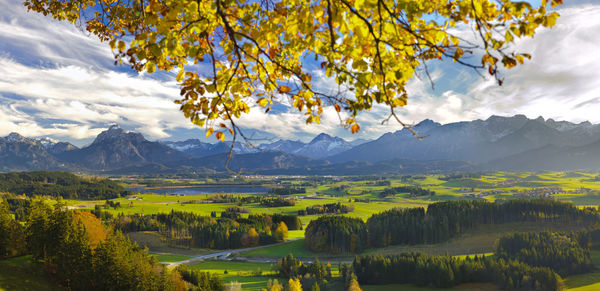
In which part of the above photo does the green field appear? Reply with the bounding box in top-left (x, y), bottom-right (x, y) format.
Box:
top-left (152, 254), bottom-right (192, 263)
top-left (0, 256), bottom-right (59, 291)
top-left (189, 261), bottom-right (276, 291)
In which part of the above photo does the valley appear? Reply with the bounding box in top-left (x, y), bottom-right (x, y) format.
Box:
top-left (4, 171), bottom-right (600, 290)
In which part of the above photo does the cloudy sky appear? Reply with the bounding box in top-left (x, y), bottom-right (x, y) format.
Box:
top-left (0, 0), bottom-right (599, 146)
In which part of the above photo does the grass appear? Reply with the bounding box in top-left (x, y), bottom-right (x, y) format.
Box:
top-left (564, 251), bottom-right (600, 290)
top-left (239, 221), bottom-right (581, 260)
top-left (128, 231), bottom-right (214, 256)
top-left (368, 222), bottom-right (586, 257)
top-left (0, 256), bottom-right (59, 291)
top-left (240, 239), bottom-right (317, 259)
top-left (189, 260), bottom-right (275, 291)
top-left (152, 254), bottom-right (192, 263)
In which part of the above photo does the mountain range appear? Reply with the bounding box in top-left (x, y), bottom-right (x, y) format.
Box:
top-left (2, 115), bottom-right (600, 174)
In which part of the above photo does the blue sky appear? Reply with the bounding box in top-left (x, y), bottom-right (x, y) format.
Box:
top-left (0, 0), bottom-right (599, 146)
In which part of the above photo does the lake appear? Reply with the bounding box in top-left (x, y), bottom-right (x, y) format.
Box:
top-left (128, 186), bottom-right (269, 195)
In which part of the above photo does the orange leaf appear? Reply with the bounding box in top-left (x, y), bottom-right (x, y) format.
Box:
top-left (215, 131), bottom-right (225, 142)
top-left (278, 85), bottom-right (291, 93)
top-left (351, 123), bottom-right (360, 134)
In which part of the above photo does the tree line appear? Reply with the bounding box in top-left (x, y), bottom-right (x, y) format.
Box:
top-left (109, 210), bottom-right (300, 249)
top-left (304, 216), bottom-right (367, 253)
top-left (347, 226), bottom-right (600, 290)
top-left (350, 253), bottom-right (561, 290)
top-left (276, 254), bottom-right (332, 291)
top-left (0, 171), bottom-right (130, 199)
top-left (496, 232), bottom-right (593, 276)
top-left (379, 186), bottom-right (435, 198)
top-left (298, 202), bottom-right (354, 216)
top-left (305, 199), bottom-right (600, 253)
top-left (268, 186), bottom-right (307, 195)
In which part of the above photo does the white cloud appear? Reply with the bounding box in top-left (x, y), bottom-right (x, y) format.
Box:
top-left (0, 0), bottom-right (599, 145)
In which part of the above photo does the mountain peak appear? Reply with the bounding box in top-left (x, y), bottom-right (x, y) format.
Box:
top-left (415, 119), bottom-right (440, 127)
top-left (310, 133), bottom-right (336, 143)
top-left (92, 124), bottom-right (140, 145)
top-left (5, 132), bottom-right (28, 143)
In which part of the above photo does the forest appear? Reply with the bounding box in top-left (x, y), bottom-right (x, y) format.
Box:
top-left (108, 210), bottom-right (300, 249)
top-left (305, 199), bottom-right (600, 253)
top-left (0, 199), bottom-right (222, 290)
top-left (0, 171), bottom-right (130, 199)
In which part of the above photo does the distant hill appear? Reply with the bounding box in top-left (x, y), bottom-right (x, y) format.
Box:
top-left (0, 171), bottom-right (130, 199)
top-left (328, 115), bottom-right (600, 169)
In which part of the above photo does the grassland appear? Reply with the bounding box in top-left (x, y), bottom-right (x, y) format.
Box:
top-left (0, 256), bottom-right (59, 291)
top-left (189, 261), bottom-right (276, 291)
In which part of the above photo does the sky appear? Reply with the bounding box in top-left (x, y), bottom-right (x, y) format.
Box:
top-left (0, 0), bottom-right (599, 146)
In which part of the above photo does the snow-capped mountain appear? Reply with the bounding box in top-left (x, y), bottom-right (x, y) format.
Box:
top-left (291, 133), bottom-right (356, 159)
top-left (328, 115), bottom-right (600, 166)
top-left (161, 139), bottom-right (259, 157)
top-left (36, 137), bottom-right (79, 154)
top-left (0, 133), bottom-right (64, 171)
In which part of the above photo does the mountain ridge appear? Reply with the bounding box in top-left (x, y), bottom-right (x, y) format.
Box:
top-left (2, 115), bottom-right (600, 174)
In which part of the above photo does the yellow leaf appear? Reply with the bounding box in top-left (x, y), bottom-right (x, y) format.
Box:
top-left (146, 61), bottom-right (156, 73)
top-left (257, 98), bottom-right (268, 107)
top-left (118, 40), bottom-right (126, 52)
top-left (206, 128), bottom-right (213, 138)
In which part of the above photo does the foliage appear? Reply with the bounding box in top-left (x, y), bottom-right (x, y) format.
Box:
top-left (277, 254), bottom-right (332, 283)
top-left (496, 232), bottom-right (594, 276)
top-left (0, 171), bottom-right (130, 199)
top-left (260, 196), bottom-right (296, 207)
top-left (379, 186), bottom-right (435, 198)
top-left (352, 253), bottom-right (561, 290)
top-left (287, 278), bottom-right (302, 291)
top-left (305, 215), bottom-right (367, 253)
top-left (268, 187), bottom-right (306, 196)
top-left (176, 265), bottom-right (224, 291)
top-left (0, 199), bottom-right (27, 258)
top-left (298, 202), bottom-right (354, 216)
top-left (24, 0), bottom-right (563, 137)
top-left (367, 199), bottom-right (600, 248)
top-left (113, 210), bottom-right (294, 249)
top-left (274, 221), bottom-right (289, 242)
top-left (25, 202), bottom-right (177, 290)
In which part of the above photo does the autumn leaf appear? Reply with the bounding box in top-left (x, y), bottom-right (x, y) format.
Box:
top-left (215, 131), bottom-right (225, 142)
top-left (278, 85), bottom-right (291, 94)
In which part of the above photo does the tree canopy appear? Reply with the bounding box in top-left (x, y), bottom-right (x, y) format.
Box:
top-left (24, 0), bottom-right (562, 139)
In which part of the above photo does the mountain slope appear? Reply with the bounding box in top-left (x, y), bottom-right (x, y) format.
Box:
top-left (328, 115), bottom-right (600, 165)
top-left (0, 133), bottom-right (66, 171)
top-left (162, 139), bottom-right (259, 157)
top-left (59, 125), bottom-right (189, 170)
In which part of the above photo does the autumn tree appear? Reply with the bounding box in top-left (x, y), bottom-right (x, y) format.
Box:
top-left (24, 0), bottom-right (563, 141)
top-left (274, 221), bottom-right (288, 242)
